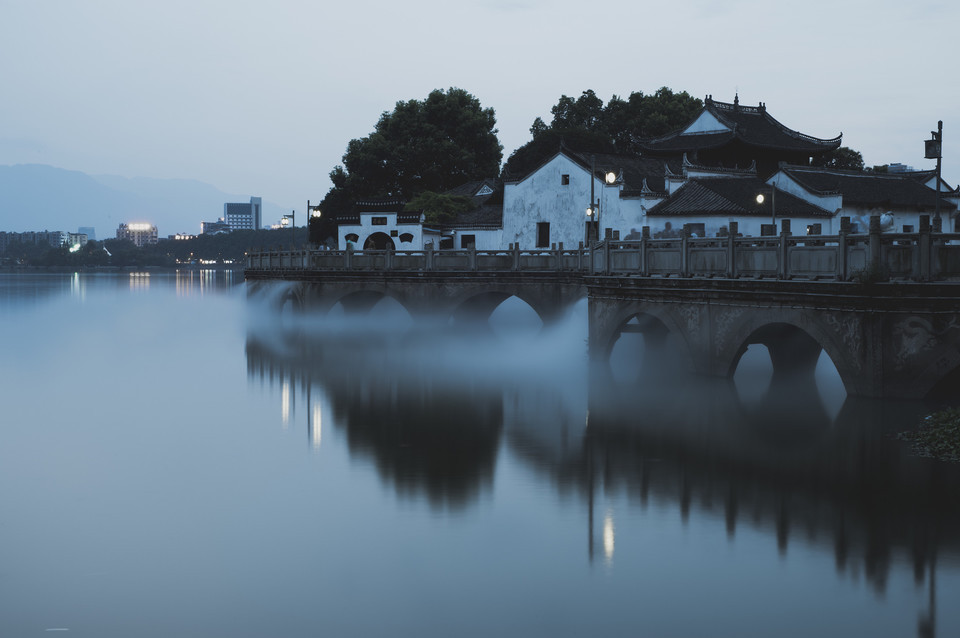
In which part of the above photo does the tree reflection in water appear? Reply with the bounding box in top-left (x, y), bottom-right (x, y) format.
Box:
top-left (246, 297), bottom-right (960, 633)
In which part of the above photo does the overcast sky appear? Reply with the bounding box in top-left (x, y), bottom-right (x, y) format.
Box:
top-left (2, 0), bottom-right (957, 220)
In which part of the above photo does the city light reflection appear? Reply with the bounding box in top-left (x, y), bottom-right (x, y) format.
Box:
top-left (311, 402), bottom-right (322, 450)
top-left (281, 381), bottom-right (291, 428)
top-left (128, 272), bottom-right (151, 291)
top-left (603, 510), bottom-right (615, 564)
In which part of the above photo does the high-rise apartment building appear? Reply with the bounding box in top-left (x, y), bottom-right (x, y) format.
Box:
top-left (223, 196), bottom-right (262, 231)
top-left (117, 223), bottom-right (158, 247)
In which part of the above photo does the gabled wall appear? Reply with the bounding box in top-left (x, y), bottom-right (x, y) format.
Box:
top-left (503, 154), bottom-right (628, 248)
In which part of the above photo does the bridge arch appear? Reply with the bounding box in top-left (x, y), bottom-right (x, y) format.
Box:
top-left (447, 288), bottom-right (564, 327)
top-left (719, 314), bottom-right (856, 395)
top-left (599, 302), bottom-right (696, 380)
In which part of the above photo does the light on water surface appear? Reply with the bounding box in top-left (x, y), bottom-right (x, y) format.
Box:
top-left (1, 273), bottom-right (958, 638)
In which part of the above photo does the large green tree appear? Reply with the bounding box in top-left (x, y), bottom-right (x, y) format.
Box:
top-left (319, 88), bottom-right (502, 220)
top-left (502, 88), bottom-right (702, 179)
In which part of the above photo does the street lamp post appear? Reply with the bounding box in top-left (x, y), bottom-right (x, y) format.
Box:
top-left (925, 120), bottom-right (943, 227)
top-left (586, 155), bottom-right (618, 243)
top-left (307, 200), bottom-right (322, 247)
top-left (756, 184), bottom-right (776, 228)
top-left (282, 211), bottom-right (294, 248)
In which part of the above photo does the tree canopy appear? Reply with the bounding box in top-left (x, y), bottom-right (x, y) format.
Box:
top-left (319, 88), bottom-right (502, 220)
top-left (811, 146), bottom-right (865, 171)
top-left (403, 191), bottom-right (474, 225)
top-left (502, 88), bottom-right (703, 179)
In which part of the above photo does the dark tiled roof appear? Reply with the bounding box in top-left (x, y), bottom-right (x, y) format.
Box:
top-left (439, 179), bottom-right (504, 229)
top-left (782, 167), bottom-right (958, 211)
top-left (565, 150), bottom-right (678, 194)
top-left (354, 198), bottom-right (406, 212)
top-left (647, 177), bottom-right (833, 218)
top-left (641, 97), bottom-right (842, 154)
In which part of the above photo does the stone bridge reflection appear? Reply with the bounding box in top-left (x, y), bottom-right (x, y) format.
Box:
top-left (244, 310), bottom-right (960, 604)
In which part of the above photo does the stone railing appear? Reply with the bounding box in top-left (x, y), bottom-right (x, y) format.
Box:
top-left (245, 243), bottom-right (590, 275)
top-left (246, 216), bottom-right (960, 282)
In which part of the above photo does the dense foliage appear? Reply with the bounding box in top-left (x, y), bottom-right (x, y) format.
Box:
top-left (403, 191), bottom-right (474, 225)
top-left (811, 146), bottom-right (865, 171)
top-left (502, 88), bottom-right (703, 179)
top-left (0, 228), bottom-right (307, 269)
top-left (318, 88), bottom-right (502, 220)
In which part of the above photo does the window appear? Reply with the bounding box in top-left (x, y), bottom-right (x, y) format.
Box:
top-left (561, 174), bottom-right (570, 185)
top-left (344, 233), bottom-right (359, 243)
top-left (536, 222), bottom-right (550, 248)
top-left (372, 216), bottom-right (388, 225)
top-left (399, 233), bottom-right (414, 243)
top-left (460, 234), bottom-right (476, 249)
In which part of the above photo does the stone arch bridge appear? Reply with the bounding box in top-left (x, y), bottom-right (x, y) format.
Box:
top-left (588, 277), bottom-right (960, 399)
top-left (246, 271), bottom-right (587, 325)
top-left (246, 228), bottom-right (960, 399)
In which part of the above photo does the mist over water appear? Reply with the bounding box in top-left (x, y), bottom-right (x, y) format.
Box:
top-left (2, 273), bottom-right (959, 638)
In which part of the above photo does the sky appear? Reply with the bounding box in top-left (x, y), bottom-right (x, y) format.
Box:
top-left (2, 0), bottom-right (958, 224)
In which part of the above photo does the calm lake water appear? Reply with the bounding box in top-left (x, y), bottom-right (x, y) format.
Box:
top-left (1, 271), bottom-right (959, 638)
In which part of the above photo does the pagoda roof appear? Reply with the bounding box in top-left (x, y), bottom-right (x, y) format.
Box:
top-left (779, 166), bottom-right (958, 211)
top-left (647, 177), bottom-right (833, 218)
top-left (639, 95), bottom-right (842, 155)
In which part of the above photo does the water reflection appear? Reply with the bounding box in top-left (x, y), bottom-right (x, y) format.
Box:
top-left (246, 333), bottom-right (503, 509)
top-left (246, 294), bottom-right (960, 594)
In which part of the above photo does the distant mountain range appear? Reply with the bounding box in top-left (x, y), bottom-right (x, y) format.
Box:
top-left (0, 164), bottom-right (287, 239)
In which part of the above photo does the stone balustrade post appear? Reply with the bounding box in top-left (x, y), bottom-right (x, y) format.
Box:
top-left (779, 219), bottom-right (791, 279)
top-left (869, 215), bottom-right (882, 272)
top-left (919, 215), bottom-right (931, 281)
top-left (641, 226), bottom-right (650, 276)
top-left (557, 242), bottom-right (564, 271)
top-left (425, 243), bottom-right (434, 271)
top-left (727, 221), bottom-right (738, 278)
top-left (512, 243), bottom-right (520, 272)
top-left (345, 241), bottom-right (353, 270)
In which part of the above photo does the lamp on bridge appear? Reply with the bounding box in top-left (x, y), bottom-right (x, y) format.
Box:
top-left (281, 211), bottom-right (295, 248)
top-left (925, 120), bottom-right (943, 226)
top-left (307, 200), bottom-right (322, 220)
top-left (756, 184), bottom-right (777, 230)
top-left (586, 159), bottom-right (619, 243)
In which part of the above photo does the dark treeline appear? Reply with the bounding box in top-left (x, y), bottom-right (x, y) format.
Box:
top-left (0, 228), bottom-right (308, 269)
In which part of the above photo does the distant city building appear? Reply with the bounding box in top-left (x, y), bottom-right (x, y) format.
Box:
top-left (223, 196), bottom-right (262, 231)
top-left (201, 219), bottom-right (231, 235)
top-left (886, 163), bottom-right (915, 173)
top-left (170, 233), bottom-right (196, 241)
top-left (78, 226), bottom-right (96, 241)
top-left (0, 231), bottom-right (68, 253)
top-left (117, 222), bottom-right (158, 247)
top-left (67, 233), bottom-right (88, 251)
